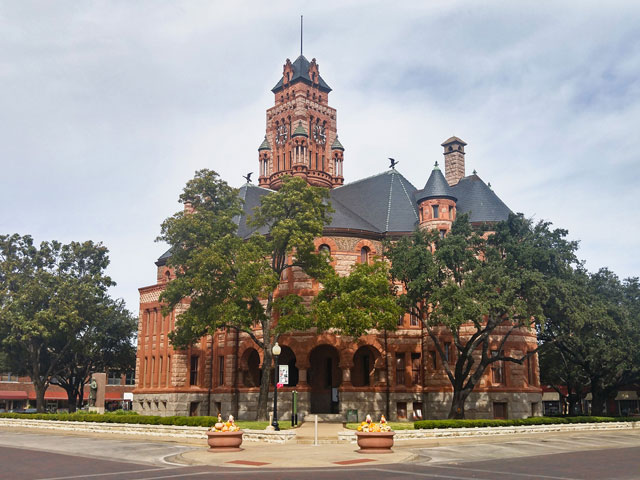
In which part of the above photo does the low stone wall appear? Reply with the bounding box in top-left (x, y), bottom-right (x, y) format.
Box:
top-left (338, 421), bottom-right (638, 443)
top-left (0, 418), bottom-right (296, 444)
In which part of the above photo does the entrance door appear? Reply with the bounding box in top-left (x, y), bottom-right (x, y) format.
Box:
top-left (309, 345), bottom-right (341, 413)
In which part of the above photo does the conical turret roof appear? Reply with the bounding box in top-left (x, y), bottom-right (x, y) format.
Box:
top-left (331, 135), bottom-right (344, 150)
top-left (258, 136), bottom-right (271, 151)
top-left (292, 121), bottom-right (308, 138)
top-left (415, 162), bottom-right (457, 203)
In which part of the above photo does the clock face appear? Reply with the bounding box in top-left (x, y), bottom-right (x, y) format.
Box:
top-left (276, 124), bottom-right (288, 145)
top-left (313, 124), bottom-right (326, 145)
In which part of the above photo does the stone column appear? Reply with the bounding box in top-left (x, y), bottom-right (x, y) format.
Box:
top-left (298, 369), bottom-right (307, 386)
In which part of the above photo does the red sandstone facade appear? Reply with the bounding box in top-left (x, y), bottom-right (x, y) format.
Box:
top-left (133, 53), bottom-right (542, 421)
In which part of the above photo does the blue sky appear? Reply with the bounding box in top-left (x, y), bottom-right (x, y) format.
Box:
top-left (1, 1), bottom-right (639, 313)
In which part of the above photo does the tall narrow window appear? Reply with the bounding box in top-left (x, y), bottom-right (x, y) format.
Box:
top-left (430, 351), bottom-right (437, 369)
top-left (411, 353), bottom-right (421, 385)
top-left (151, 357), bottom-right (155, 387)
top-left (444, 342), bottom-right (451, 364)
top-left (190, 355), bottom-right (199, 386)
top-left (410, 312), bottom-right (419, 326)
top-left (218, 356), bottom-right (225, 386)
top-left (491, 350), bottom-right (505, 384)
top-left (397, 315), bottom-right (404, 327)
top-left (395, 353), bottom-right (405, 385)
top-left (166, 356), bottom-right (171, 387)
top-left (526, 353), bottom-right (536, 385)
top-left (432, 205), bottom-right (439, 218)
top-left (360, 247), bottom-right (370, 264)
top-left (439, 229), bottom-right (446, 239)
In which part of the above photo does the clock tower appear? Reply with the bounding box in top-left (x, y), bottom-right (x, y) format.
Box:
top-left (258, 55), bottom-right (344, 190)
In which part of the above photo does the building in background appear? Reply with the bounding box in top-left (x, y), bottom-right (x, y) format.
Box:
top-left (0, 372), bottom-right (135, 412)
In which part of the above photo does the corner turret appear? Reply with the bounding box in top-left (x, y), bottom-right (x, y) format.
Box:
top-left (416, 162), bottom-right (457, 236)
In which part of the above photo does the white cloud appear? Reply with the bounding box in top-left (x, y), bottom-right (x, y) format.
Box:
top-left (1, 1), bottom-right (639, 312)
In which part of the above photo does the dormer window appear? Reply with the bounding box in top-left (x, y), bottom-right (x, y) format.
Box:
top-left (432, 205), bottom-right (439, 218)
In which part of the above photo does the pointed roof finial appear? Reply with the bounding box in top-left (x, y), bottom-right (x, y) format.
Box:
top-left (473, 169), bottom-right (477, 175)
top-left (433, 161), bottom-right (440, 170)
top-left (300, 15), bottom-right (303, 57)
top-left (388, 158), bottom-right (398, 169)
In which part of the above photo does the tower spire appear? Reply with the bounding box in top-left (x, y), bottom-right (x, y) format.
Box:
top-left (300, 15), bottom-right (303, 56)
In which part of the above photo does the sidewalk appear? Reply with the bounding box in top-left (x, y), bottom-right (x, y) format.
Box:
top-left (175, 421), bottom-right (418, 468)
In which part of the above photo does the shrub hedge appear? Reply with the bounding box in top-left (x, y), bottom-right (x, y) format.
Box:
top-left (0, 412), bottom-right (221, 427)
top-left (413, 416), bottom-right (640, 429)
top-left (0, 412), bottom-right (282, 430)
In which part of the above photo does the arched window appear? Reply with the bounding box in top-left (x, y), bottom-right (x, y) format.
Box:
top-left (319, 244), bottom-right (331, 255)
top-left (360, 247), bottom-right (370, 264)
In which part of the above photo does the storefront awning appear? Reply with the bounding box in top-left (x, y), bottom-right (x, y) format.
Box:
top-left (542, 392), bottom-right (560, 401)
top-left (615, 391), bottom-right (639, 401)
top-left (0, 391), bottom-right (28, 400)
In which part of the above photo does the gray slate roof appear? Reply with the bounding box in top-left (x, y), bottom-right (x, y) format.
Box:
top-left (415, 163), bottom-right (456, 203)
top-left (451, 174), bottom-right (512, 223)
top-left (157, 170), bottom-right (511, 264)
top-left (235, 183), bottom-right (273, 239)
top-left (272, 55), bottom-right (332, 94)
top-left (330, 170), bottom-right (419, 233)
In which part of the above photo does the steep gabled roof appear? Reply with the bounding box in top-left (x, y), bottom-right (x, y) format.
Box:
top-left (331, 170), bottom-right (419, 233)
top-left (272, 55), bottom-right (332, 93)
top-left (452, 173), bottom-right (511, 223)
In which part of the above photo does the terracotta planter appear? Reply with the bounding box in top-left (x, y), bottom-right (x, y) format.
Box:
top-left (206, 430), bottom-right (244, 452)
top-left (355, 431), bottom-right (395, 453)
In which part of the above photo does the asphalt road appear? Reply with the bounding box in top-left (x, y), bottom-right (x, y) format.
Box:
top-left (1, 443), bottom-right (640, 480)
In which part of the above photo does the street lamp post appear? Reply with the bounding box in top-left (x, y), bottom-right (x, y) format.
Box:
top-left (272, 342), bottom-right (281, 431)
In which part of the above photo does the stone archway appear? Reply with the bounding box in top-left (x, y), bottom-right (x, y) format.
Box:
top-left (241, 348), bottom-right (261, 388)
top-left (308, 344), bottom-right (341, 413)
top-left (351, 345), bottom-right (381, 387)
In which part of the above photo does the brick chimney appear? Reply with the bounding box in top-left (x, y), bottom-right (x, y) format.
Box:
top-left (442, 136), bottom-right (467, 186)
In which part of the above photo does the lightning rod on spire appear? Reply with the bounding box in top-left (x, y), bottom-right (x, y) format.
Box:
top-left (300, 15), bottom-right (303, 56)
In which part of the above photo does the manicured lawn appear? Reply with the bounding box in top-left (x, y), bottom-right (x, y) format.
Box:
top-left (345, 422), bottom-right (415, 430)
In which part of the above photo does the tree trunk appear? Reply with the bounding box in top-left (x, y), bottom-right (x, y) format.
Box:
top-left (447, 389), bottom-right (469, 419)
top-left (64, 386), bottom-right (78, 413)
top-left (32, 379), bottom-right (47, 413)
top-left (256, 347), bottom-right (272, 421)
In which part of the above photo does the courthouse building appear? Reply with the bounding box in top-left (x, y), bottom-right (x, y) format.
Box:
top-left (134, 52), bottom-right (542, 420)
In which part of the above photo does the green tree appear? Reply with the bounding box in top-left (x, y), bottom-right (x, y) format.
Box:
top-left (159, 171), bottom-right (332, 420)
top-left (53, 298), bottom-right (136, 412)
top-left (306, 260), bottom-right (403, 338)
top-left (386, 214), bottom-right (578, 419)
top-left (0, 235), bottom-right (114, 412)
top-left (543, 268), bottom-right (640, 415)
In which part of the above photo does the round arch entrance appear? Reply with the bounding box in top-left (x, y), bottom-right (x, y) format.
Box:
top-left (308, 344), bottom-right (341, 414)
